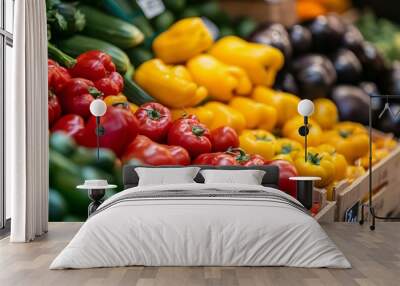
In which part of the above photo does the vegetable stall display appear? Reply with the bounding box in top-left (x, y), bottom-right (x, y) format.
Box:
top-left (47, 0), bottom-right (399, 221)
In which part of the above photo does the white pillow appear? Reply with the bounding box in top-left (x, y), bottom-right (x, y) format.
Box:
top-left (136, 167), bottom-right (200, 186)
top-left (200, 169), bottom-right (266, 185)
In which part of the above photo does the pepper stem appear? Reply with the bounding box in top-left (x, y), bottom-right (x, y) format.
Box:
top-left (226, 147), bottom-right (250, 163)
top-left (192, 125), bottom-right (205, 136)
top-left (88, 87), bottom-right (103, 98)
top-left (143, 108), bottom-right (163, 120)
top-left (48, 42), bottom-right (76, 68)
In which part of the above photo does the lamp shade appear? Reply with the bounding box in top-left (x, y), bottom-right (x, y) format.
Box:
top-left (90, 99), bottom-right (107, 117)
top-left (298, 99), bottom-right (315, 117)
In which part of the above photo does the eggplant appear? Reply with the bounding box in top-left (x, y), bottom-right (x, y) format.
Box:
top-left (331, 48), bottom-right (362, 84)
top-left (382, 61), bottom-right (400, 95)
top-left (342, 25), bottom-right (364, 54)
top-left (377, 104), bottom-right (400, 137)
top-left (291, 54), bottom-right (337, 99)
top-left (357, 41), bottom-right (388, 85)
top-left (289, 25), bottom-right (312, 56)
top-left (359, 81), bottom-right (384, 125)
top-left (330, 85), bottom-right (370, 125)
top-left (308, 14), bottom-right (346, 53)
top-left (250, 23), bottom-right (292, 60)
top-left (273, 71), bottom-right (299, 95)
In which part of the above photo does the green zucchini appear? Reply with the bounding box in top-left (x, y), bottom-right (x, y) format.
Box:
top-left (58, 34), bottom-right (131, 74)
top-left (123, 66), bottom-right (156, 105)
top-left (125, 46), bottom-right (154, 67)
top-left (79, 5), bottom-right (144, 49)
top-left (152, 10), bottom-right (175, 33)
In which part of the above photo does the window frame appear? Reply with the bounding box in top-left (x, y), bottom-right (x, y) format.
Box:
top-left (0, 0), bottom-right (13, 232)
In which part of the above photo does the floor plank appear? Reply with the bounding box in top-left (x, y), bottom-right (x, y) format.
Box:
top-left (0, 222), bottom-right (399, 286)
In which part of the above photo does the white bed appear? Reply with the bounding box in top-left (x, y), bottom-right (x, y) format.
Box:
top-left (50, 180), bottom-right (350, 269)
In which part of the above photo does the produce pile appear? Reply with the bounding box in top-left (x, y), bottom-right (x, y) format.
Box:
top-left (47, 0), bottom-right (399, 221)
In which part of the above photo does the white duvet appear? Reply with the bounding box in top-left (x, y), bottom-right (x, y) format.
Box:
top-left (50, 183), bottom-right (351, 269)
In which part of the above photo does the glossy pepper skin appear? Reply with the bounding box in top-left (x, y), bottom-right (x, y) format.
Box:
top-left (69, 50), bottom-right (124, 96)
top-left (134, 102), bottom-right (173, 143)
top-left (51, 114), bottom-right (85, 140)
top-left (122, 135), bottom-right (190, 165)
top-left (48, 93), bottom-right (62, 126)
top-left (153, 17), bottom-right (214, 64)
top-left (210, 126), bottom-right (239, 152)
top-left (77, 105), bottom-right (139, 157)
top-left (294, 151), bottom-right (335, 188)
top-left (227, 148), bottom-right (266, 166)
top-left (252, 86), bottom-right (300, 127)
top-left (203, 101), bottom-right (246, 134)
top-left (135, 59), bottom-right (208, 108)
top-left (312, 144), bottom-right (348, 182)
top-left (187, 54), bottom-right (252, 102)
top-left (282, 116), bottom-right (323, 147)
top-left (193, 152), bottom-right (239, 166)
top-left (59, 78), bottom-right (100, 118)
top-left (48, 59), bottom-right (71, 94)
top-left (312, 98), bottom-right (339, 130)
top-left (171, 107), bottom-right (214, 127)
top-left (321, 122), bottom-right (369, 163)
top-left (229, 96), bottom-right (277, 131)
top-left (104, 94), bottom-right (138, 114)
top-left (209, 36), bottom-right (284, 86)
top-left (273, 138), bottom-right (303, 163)
top-left (265, 160), bottom-right (298, 198)
top-left (239, 129), bottom-right (277, 161)
top-left (167, 115), bottom-right (212, 158)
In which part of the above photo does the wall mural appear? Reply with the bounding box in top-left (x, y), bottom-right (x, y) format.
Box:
top-left (47, 0), bottom-right (400, 222)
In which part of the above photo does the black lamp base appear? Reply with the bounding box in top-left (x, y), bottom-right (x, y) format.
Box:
top-left (296, 180), bottom-right (314, 210)
top-left (88, 189), bottom-right (106, 216)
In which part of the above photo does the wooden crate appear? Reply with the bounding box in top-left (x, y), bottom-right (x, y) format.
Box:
top-left (220, 0), bottom-right (297, 27)
top-left (335, 145), bottom-right (400, 221)
top-left (315, 201), bottom-right (336, 223)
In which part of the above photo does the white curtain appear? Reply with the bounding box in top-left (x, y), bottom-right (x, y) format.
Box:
top-left (8, 0), bottom-right (49, 242)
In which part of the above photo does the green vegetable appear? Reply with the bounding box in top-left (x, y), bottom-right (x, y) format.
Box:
top-left (71, 146), bottom-right (117, 173)
top-left (163, 0), bottom-right (186, 14)
top-left (152, 10), bottom-right (175, 32)
top-left (79, 5), bottom-right (144, 49)
top-left (58, 35), bottom-right (131, 74)
top-left (48, 42), bottom-right (76, 68)
top-left (46, 0), bottom-right (86, 38)
top-left (236, 17), bottom-right (258, 39)
top-left (49, 132), bottom-right (77, 156)
top-left (49, 188), bottom-right (68, 222)
top-left (125, 46), bottom-right (154, 67)
top-left (123, 66), bottom-right (156, 105)
top-left (180, 6), bottom-right (201, 18)
top-left (219, 26), bottom-right (235, 38)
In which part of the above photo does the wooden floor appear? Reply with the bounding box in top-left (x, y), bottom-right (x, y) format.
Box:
top-left (0, 222), bottom-right (399, 286)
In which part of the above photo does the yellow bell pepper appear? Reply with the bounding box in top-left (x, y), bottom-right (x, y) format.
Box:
top-left (312, 98), bottom-right (338, 130)
top-left (273, 138), bottom-right (303, 163)
top-left (321, 122), bottom-right (369, 163)
top-left (229, 96), bottom-right (277, 131)
top-left (134, 59), bottom-right (208, 108)
top-left (171, 107), bottom-right (214, 127)
top-left (294, 151), bottom-right (335, 188)
top-left (104, 94), bottom-right (138, 114)
top-left (209, 36), bottom-right (284, 86)
top-left (374, 137), bottom-right (398, 151)
top-left (202, 101), bottom-right (246, 133)
top-left (251, 86), bottom-right (300, 127)
top-left (310, 144), bottom-right (348, 182)
top-left (239, 129), bottom-right (277, 160)
top-left (187, 55), bottom-right (252, 102)
top-left (346, 165), bottom-right (366, 183)
top-left (355, 148), bottom-right (389, 169)
top-left (152, 17), bottom-right (214, 64)
top-left (282, 116), bottom-right (323, 147)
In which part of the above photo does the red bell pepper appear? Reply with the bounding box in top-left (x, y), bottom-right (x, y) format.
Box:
top-left (48, 59), bottom-right (71, 94)
top-left (69, 50), bottom-right (124, 96)
top-left (164, 145), bottom-right (191, 165)
top-left (51, 114), bottom-right (85, 140)
top-left (77, 105), bottom-right (139, 157)
top-left (265, 160), bottom-right (298, 198)
top-left (59, 78), bottom-right (100, 118)
top-left (193, 152), bottom-right (238, 166)
top-left (211, 126), bottom-right (239, 152)
top-left (135, 102), bottom-right (173, 143)
top-left (48, 93), bottom-right (62, 126)
top-left (122, 135), bottom-right (189, 165)
top-left (226, 148), bottom-right (266, 166)
top-left (167, 115), bottom-right (212, 158)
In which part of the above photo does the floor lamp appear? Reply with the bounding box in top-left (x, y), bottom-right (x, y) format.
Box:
top-left (359, 94), bottom-right (400, 230)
